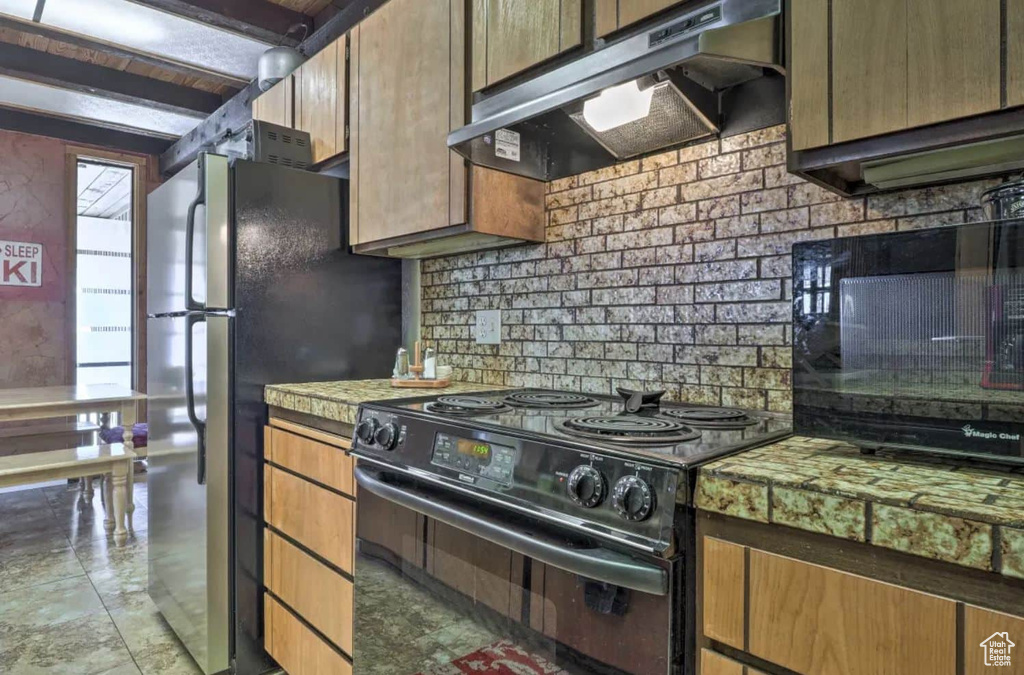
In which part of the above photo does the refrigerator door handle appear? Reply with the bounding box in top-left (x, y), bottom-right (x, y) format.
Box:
top-left (186, 313), bottom-right (207, 485)
top-left (185, 155), bottom-right (206, 312)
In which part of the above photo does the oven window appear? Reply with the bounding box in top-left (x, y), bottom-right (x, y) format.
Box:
top-left (353, 490), bottom-right (673, 675)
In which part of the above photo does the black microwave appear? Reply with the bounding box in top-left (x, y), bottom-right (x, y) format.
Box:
top-left (792, 219), bottom-right (1024, 464)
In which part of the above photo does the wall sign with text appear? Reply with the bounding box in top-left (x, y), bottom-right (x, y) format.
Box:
top-left (0, 240), bottom-right (43, 287)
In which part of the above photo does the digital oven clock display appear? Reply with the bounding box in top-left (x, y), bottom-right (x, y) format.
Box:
top-left (431, 433), bottom-right (516, 485)
top-left (457, 439), bottom-right (493, 465)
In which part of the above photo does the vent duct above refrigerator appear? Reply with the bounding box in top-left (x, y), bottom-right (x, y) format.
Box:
top-left (447, 0), bottom-right (784, 182)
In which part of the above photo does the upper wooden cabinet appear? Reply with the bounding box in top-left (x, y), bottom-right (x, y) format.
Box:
top-left (251, 75), bottom-right (294, 128)
top-left (471, 0), bottom-right (582, 91)
top-left (294, 38), bottom-right (347, 164)
top-left (349, 0), bottom-right (544, 257)
top-left (595, 0), bottom-right (685, 37)
top-left (789, 0), bottom-right (1002, 150)
top-left (251, 38), bottom-right (348, 166)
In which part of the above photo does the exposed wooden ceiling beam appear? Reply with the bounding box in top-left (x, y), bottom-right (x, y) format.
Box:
top-left (0, 15), bottom-right (248, 92)
top-left (132, 0), bottom-right (312, 47)
top-left (159, 0), bottom-right (385, 175)
top-left (0, 42), bottom-right (221, 116)
top-left (0, 107), bottom-right (173, 155)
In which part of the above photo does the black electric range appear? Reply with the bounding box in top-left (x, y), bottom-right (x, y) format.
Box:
top-left (349, 388), bottom-right (790, 675)
top-left (352, 387), bottom-right (790, 556)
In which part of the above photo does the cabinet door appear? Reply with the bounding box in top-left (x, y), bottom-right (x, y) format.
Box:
top-left (699, 649), bottom-right (743, 675)
top-left (596, 0), bottom-right (683, 37)
top-left (831, 0), bottom-right (907, 143)
top-left (906, 0), bottom-right (1000, 127)
top-left (266, 425), bottom-right (354, 497)
top-left (964, 605), bottom-right (1024, 675)
top-left (252, 75), bottom-right (293, 128)
top-left (350, 0), bottom-right (466, 245)
top-left (265, 530), bottom-right (353, 655)
top-left (265, 596), bottom-right (352, 675)
top-left (747, 549), bottom-right (957, 675)
top-left (701, 537), bottom-right (745, 649)
top-left (788, 0), bottom-right (829, 150)
top-left (1011, 0), bottom-right (1024, 107)
top-left (264, 465), bottom-right (354, 573)
top-left (295, 41), bottom-right (339, 163)
top-left (471, 0), bottom-right (581, 91)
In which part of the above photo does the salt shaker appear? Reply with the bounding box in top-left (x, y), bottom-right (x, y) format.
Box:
top-left (423, 346), bottom-right (437, 379)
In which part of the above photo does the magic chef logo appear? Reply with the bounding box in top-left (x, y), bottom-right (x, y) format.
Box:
top-left (980, 632), bottom-right (1015, 667)
top-left (962, 425), bottom-right (1021, 442)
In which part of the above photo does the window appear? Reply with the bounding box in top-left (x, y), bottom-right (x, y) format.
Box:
top-left (75, 160), bottom-right (134, 388)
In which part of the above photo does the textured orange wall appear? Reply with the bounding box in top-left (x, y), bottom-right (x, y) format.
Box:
top-left (0, 130), bottom-right (69, 388)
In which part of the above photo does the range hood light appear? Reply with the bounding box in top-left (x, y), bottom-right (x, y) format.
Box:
top-left (582, 80), bottom-right (657, 132)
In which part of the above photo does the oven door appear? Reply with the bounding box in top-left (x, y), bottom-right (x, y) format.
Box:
top-left (353, 465), bottom-right (679, 675)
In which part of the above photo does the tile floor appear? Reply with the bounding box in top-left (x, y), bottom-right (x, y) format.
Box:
top-left (0, 476), bottom-right (204, 675)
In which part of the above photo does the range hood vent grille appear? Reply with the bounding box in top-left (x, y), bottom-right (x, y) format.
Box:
top-left (567, 75), bottom-right (718, 159)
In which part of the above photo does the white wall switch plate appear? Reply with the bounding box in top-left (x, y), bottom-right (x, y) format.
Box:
top-left (475, 309), bottom-right (501, 345)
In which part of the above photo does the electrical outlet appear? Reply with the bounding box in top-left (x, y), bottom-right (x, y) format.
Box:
top-left (475, 310), bottom-right (501, 345)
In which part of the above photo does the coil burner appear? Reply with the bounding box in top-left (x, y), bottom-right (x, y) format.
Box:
top-left (660, 407), bottom-right (759, 429)
top-left (424, 396), bottom-right (511, 416)
top-left (503, 392), bottom-right (599, 409)
top-left (557, 415), bottom-right (702, 445)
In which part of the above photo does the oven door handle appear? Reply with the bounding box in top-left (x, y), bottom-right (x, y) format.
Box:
top-left (354, 466), bottom-right (668, 596)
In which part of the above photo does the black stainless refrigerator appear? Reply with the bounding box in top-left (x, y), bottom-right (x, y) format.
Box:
top-left (146, 153), bottom-right (402, 674)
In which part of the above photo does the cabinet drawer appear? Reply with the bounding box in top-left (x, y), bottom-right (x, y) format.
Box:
top-left (266, 425), bottom-right (354, 496)
top-left (264, 465), bottom-right (354, 573)
top-left (747, 548), bottom-right (956, 675)
top-left (265, 595), bottom-right (351, 675)
top-left (265, 529), bottom-right (353, 655)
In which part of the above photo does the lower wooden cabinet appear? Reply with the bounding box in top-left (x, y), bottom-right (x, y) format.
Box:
top-left (698, 522), bottom-right (1024, 675)
top-left (264, 419), bottom-right (355, 674)
top-left (700, 649), bottom-right (767, 675)
top-left (964, 606), bottom-right (1024, 675)
top-left (747, 545), bottom-right (956, 675)
top-left (265, 530), bottom-right (353, 654)
top-left (265, 595), bottom-right (352, 675)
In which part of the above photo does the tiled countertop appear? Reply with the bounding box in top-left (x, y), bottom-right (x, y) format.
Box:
top-left (265, 379), bottom-right (508, 425)
top-left (696, 436), bottom-right (1024, 579)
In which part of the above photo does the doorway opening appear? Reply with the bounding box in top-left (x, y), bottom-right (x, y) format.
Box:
top-left (74, 159), bottom-right (136, 388)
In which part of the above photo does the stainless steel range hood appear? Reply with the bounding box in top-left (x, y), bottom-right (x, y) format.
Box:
top-left (448, 0), bottom-right (784, 182)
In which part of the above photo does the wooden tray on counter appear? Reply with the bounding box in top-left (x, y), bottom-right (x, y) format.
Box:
top-left (390, 378), bottom-right (451, 388)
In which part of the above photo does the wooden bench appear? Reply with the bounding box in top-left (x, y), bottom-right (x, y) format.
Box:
top-left (0, 421), bottom-right (100, 456)
top-left (0, 444), bottom-right (135, 545)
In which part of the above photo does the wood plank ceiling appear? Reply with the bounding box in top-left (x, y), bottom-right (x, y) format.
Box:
top-left (0, 0), bottom-right (340, 154)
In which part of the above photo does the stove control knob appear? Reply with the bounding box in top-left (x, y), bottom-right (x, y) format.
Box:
top-left (612, 476), bottom-right (655, 522)
top-left (374, 423), bottom-right (400, 451)
top-left (567, 465), bottom-right (606, 508)
top-left (355, 418), bottom-right (379, 444)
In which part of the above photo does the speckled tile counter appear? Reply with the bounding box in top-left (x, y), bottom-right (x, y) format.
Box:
top-left (265, 379), bottom-right (508, 425)
top-left (696, 436), bottom-right (1024, 579)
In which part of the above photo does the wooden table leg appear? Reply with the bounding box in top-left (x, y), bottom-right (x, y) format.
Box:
top-left (121, 402), bottom-right (136, 528)
top-left (103, 474), bottom-right (114, 534)
top-left (83, 476), bottom-right (94, 501)
top-left (112, 462), bottom-right (128, 546)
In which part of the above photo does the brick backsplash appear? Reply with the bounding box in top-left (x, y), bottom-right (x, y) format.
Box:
top-left (420, 125), bottom-right (998, 412)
